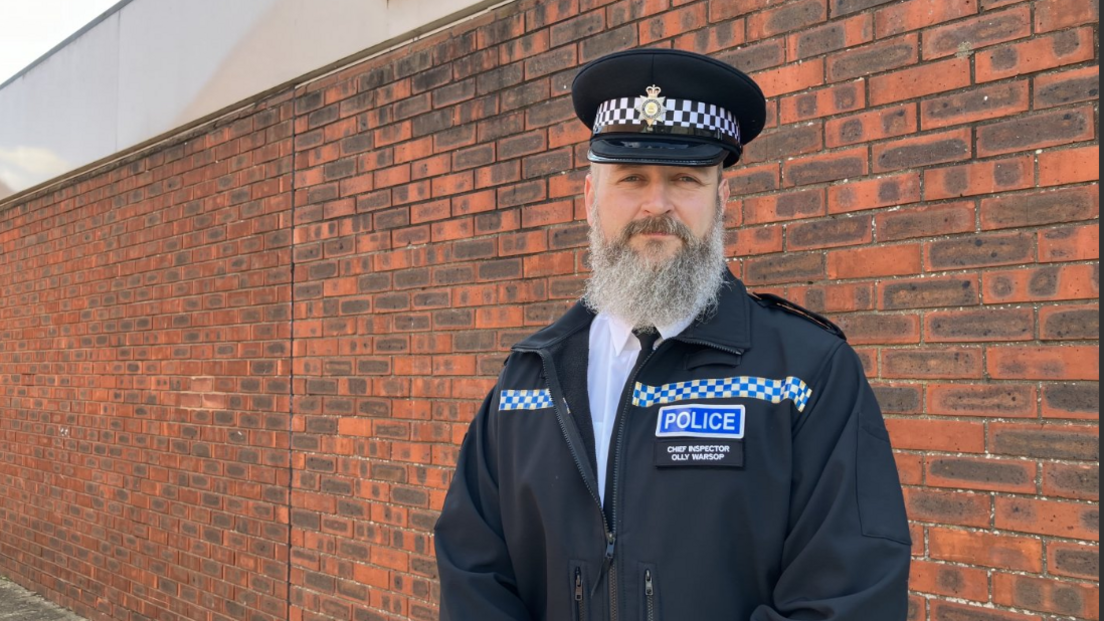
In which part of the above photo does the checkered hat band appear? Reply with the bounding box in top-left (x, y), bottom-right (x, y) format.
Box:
top-left (632, 376), bottom-right (813, 412)
top-left (594, 97), bottom-right (742, 144)
top-left (499, 389), bottom-right (554, 411)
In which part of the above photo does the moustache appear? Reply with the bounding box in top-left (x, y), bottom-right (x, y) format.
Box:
top-left (618, 216), bottom-right (694, 245)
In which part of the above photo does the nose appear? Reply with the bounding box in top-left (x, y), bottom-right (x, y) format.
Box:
top-left (639, 178), bottom-right (674, 217)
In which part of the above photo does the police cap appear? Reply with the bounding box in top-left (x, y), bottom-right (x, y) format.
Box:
top-left (572, 48), bottom-right (766, 168)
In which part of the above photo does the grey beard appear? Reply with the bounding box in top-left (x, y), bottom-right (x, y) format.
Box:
top-left (584, 204), bottom-right (727, 332)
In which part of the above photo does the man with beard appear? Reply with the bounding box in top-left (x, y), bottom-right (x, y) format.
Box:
top-left (435, 49), bottom-right (911, 621)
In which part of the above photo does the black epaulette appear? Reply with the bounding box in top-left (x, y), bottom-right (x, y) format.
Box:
top-left (749, 292), bottom-right (847, 341)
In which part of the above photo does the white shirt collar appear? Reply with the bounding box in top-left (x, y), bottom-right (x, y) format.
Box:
top-left (600, 312), bottom-right (696, 356)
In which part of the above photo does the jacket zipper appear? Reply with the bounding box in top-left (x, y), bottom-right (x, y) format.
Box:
top-left (520, 349), bottom-right (618, 614)
top-left (645, 569), bottom-right (655, 621)
top-left (575, 568), bottom-right (586, 621)
top-left (606, 339), bottom-right (667, 621)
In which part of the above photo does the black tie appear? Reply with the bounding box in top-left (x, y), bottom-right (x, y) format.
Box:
top-left (633, 329), bottom-right (660, 363)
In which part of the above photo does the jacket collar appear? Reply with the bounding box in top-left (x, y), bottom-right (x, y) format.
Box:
top-left (512, 271), bottom-right (753, 354)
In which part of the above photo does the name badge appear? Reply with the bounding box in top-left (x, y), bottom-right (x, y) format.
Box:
top-left (655, 404), bottom-right (745, 439)
top-left (654, 440), bottom-right (744, 468)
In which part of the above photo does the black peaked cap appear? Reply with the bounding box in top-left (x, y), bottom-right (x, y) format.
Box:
top-left (572, 48), bottom-right (767, 168)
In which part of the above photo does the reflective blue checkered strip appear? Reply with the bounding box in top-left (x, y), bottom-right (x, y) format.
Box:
top-left (499, 389), bottom-right (554, 411)
top-left (633, 376), bottom-right (813, 412)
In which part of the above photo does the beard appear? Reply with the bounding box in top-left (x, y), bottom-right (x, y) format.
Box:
top-left (584, 201), bottom-right (727, 332)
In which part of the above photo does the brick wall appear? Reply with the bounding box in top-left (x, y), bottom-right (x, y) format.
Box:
top-left (0, 0), bottom-right (1098, 620)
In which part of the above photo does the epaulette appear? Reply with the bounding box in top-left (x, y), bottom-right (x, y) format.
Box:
top-left (749, 292), bottom-right (847, 341)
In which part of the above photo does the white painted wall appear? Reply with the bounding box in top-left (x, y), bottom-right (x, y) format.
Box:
top-left (0, 0), bottom-right (501, 200)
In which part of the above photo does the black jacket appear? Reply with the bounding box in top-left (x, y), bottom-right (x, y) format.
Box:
top-left (435, 274), bottom-right (911, 620)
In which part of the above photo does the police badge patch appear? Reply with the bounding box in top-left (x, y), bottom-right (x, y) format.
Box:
top-left (635, 85), bottom-right (667, 127)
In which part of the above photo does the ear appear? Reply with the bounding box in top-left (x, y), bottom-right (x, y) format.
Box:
top-left (717, 168), bottom-right (729, 205)
top-left (584, 171), bottom-right (596, 226)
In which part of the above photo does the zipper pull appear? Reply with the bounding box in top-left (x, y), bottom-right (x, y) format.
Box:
top-left (604, 532), bottom-right (616, 561)
top-left (575, 569), bottom-right (583, 601)
top-left (645, 569), bottom-right (653, 596)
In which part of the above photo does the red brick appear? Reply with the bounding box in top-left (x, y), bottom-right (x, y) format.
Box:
top-left (1047, 541), bottom-right (1100, 580)
top-left (741, 122), bottom-right (825, 164)
top-left (904, 488), bottom-right (992, 528)
top-left (1043, 382), bottom-right (1100, 421)
top-left (826, 104), bottom-right (917, 148)
top-left (923, 6), bottom-right (1032, 59)
top-left (927, 383), bottom-right (1037, 418)
top-left (728, 226), bottom-right (784, 257)
top-left (829, 173), bottom-right (922, 214)
top-left (827, 34), bottom-right (919, 81)
top-left (1041, 303), bottom-right (1099, 342)
top-left (1034, 65), bottom-right (1100, 110)
top-left (873, 128), bottom-right (972, 173)
top-left (925, 156), bottom-right (1033, 201)
top-left (673, 18), bottom-right (747, 54)
top-left (928, 456), bottom-right (1037, 494)
top-left (1039, 145), bottom-right (1100, 187)
top-left (787, 13), bottom-right (873, 60)
top-left (748, 0), bottom-right (828, 39)
top-left (727, 162), bottom-right (781, 195)
top-left (705, 0), bottom-right (756, 21)
top-left (751, 59), bottom-right (826, 97)
top-left (744, 252), bottom-right (827, 285)
top-left (874, 0), bottom-right (978, 37)
top-left (983, 264), bottom-right (1099, 304)
top-left (1044, 463), bottom-right (1100, 501)
top-left (787, 282), bottom-right (876, 313)
top-left (779, 81), bottom-right (865, 124)
top-left (638, 4), bottom-right (708, 45)
top-left (833, 312), bottom-right (919, 344)
top-left (990, 422), bottom-right (1099, 461)
top-left (988, 345), bottom-right (1099, 381)
top-left (1034, 0), bottom-right (1100, 32)
top-left (886, 419), bottom-right (985, 452)
top-left (909, 560), bottom-right (989, 602)
top-left (876, 202), bottom-right (977, 242)
top-left (925, 232), bottom-right (1033, 271)
top-left (828, 244), bottom-right (922, 279)
top-left (894, 452), bottom-right (924, 485)
top-left (786, 216), bottom-right (873, 250)
top-left (883, 347), bottom-right (985, 379)
top-left (1039, 224), bottom-right (1100, 264)
top-left (925, 307), bottom-right (1034, 343)
top-left (930, 600), bottom-right (1042, 621)
top-left (869, 57), bottom-right (972, 106)
top-left (976, 28), bottom-right (1096, 83)
top-left (993, 573), bottom-right (1099, 619)
top-left (921, 81), bottom-right (1030, 130)
top-left (929, 527), bottom-right (1044, 573)
top-left (977, 105), bottom-right (1096, 158)
top-left (783, 146), bottom-right (868, 187)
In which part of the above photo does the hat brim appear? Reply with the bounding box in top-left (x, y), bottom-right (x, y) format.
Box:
top-left (588, 136), bottom-right (737, 168)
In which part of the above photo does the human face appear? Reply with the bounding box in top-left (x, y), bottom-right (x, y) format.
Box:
top-left (585, 163), bottom-right (729, 264)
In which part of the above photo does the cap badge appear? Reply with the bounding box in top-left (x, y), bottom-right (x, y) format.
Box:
top-left (635, 85), bottom-right (667, 128)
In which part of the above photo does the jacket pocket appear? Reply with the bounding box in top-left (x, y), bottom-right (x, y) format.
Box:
top-left (571, 561), bottom-right (589, 621)
top-left (641, 563), bottom-right (659, 621)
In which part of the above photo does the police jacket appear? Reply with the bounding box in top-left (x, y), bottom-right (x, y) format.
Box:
top-left (435, 273), bottom-right (911, 621)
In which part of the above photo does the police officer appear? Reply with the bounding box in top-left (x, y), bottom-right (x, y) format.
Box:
top-left (435, 48), bottom-right (911, 621)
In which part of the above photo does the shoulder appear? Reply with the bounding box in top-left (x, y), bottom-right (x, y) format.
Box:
top-left (747, 291), bottom-right (847, 342)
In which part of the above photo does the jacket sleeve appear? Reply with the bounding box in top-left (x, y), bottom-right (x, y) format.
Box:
top-left (750, 342), bottom-right (912, 621)
top-left (434, 385), bottom-right (533, 621)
